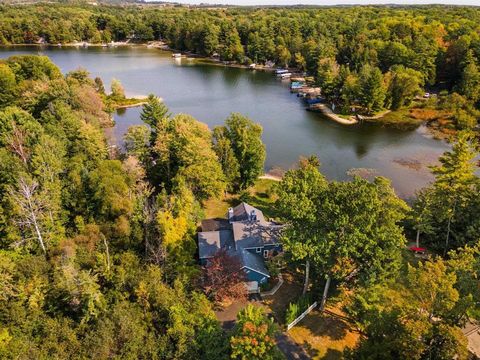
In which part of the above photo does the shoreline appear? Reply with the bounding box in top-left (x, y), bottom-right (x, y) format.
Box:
top-left (309, 103), bottom-right (358, 125)
top-left (114, 101), bottom-right (148, 109)
top-left (0, 42), bottom-right (288, 73)
top-left (1, 43), bottom-right (459, 140)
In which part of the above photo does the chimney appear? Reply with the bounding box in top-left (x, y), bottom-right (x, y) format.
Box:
top-left (228, 207), bottom-right (234, 224)
top-left (250, 210), bottom-right (257, 222)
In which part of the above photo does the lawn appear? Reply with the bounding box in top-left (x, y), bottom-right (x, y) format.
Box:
top-left (203, 178), bottom-right (279, 221)
top-left (262, 271), bottom-right (304, 325)
top-left (288, 306), bottom-right (361, 360)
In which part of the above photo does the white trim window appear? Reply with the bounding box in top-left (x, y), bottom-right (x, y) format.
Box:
top-left (263, 250), bottom-right (268, 258)
top-left (256, 247), bottom-right (261, 253)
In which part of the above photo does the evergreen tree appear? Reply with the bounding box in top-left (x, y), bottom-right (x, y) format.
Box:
top-left (414, 131), bottom-right (479, 253)
top-left (140, 94), bottom-right (170, 144)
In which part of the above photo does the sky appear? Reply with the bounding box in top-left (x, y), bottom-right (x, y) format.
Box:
top-left (157, 0), bottom-right (480, 5)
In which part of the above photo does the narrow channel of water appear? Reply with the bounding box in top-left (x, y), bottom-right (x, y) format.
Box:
top-left (0, 45), bottom-right (450, 198)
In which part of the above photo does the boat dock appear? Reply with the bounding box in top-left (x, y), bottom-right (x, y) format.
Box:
top-left (274, 68), bottom-right (357, 125)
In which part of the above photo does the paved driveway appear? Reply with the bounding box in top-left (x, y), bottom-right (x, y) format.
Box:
top-left (276, 332), bottom-right (311, 360)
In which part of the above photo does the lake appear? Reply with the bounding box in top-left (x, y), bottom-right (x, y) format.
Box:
top-left (0, 45), bottom-right (450, 198)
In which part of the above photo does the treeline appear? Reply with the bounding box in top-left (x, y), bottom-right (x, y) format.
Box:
top-left (1, 4), bottom-right (480, 120)
top-left (0, 54), bottom-right (274, 358)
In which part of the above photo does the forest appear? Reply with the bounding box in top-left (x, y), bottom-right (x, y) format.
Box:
top-left (0, 3), bottom-right (480, 359)
top-left (1, 4), bottom-right (480, 124)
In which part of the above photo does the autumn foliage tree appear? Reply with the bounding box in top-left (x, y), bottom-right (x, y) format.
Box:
top-left (202, 250), bottom-right (247, 304)
top-left (230, 305), bottom-right (283, 360)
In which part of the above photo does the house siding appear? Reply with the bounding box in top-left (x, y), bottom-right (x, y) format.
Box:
top-left (245, 247), bottom-right (263, 255)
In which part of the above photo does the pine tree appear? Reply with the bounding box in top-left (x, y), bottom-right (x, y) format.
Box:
top-left (140, 94), bottom-right (170, 144)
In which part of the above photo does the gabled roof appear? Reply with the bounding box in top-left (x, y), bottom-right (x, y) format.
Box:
top-left (201, 218), bottom-right (231, 232)
top-left (198, 230), bottom-right (234, 259)
top-left (240, 250), bottom-right (270, 278)
top-left (231, 202), bottom-right (266, 223)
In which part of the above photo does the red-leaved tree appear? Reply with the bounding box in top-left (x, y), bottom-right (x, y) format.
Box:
top-left (202, 249), bottom-right (247, 304)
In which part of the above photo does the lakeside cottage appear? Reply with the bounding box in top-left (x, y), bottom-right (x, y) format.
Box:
top-left (198, 203), bottom-right (283, 290)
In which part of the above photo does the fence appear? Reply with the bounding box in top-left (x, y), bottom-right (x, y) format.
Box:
top-left (286, 301), bottom-right (318, 331)
top-left (260, 274), bottom-right (284, 297)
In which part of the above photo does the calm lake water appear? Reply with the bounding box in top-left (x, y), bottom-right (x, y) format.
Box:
top-left (0, 46), bottom-right (450, 198)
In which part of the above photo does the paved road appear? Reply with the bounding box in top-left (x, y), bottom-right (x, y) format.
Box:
top-left (276, 332), bottom-right (311, 360)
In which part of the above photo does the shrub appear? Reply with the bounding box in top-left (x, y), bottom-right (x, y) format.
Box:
top-left (285, 294), bottom-right (311, 325)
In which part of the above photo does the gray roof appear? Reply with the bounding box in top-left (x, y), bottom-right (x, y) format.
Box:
top-left (198, 230), bottom-right (234, 259)
top-left (232, 221), bottom-right (282, 249)
top-left (240, 250), bottom-right (270, 277)
top-left (201, 218), bottom-right (231, 232)
top-left (231, 202), bottom-right (266, 223)
top-left (198, 203), bottom-right (282, 281)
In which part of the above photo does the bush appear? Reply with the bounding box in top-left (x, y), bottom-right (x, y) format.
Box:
top-left (285, 294), bottom-right (311, 324)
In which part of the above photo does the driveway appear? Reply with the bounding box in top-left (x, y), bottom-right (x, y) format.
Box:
top-left (276, 332), bottom-right (311, 359)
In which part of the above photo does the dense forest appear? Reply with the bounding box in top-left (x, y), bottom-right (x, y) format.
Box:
top-left (1, 3), bottom-right (480, 359)
top-left (1, 4), bottom-right (480, 122)
top-left (0, 54), bottom-right (280, 358)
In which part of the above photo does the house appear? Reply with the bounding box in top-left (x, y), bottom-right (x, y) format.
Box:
top-left (198, 203), bottom-right (282, 287)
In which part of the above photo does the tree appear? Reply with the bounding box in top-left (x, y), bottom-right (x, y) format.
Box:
top-left (359, 64), bottom-right (386, 113)
top-left (6, 55), bottom-right (62, 81)
top-left (202, 249), bottom-right (247, 304)
top-left (276, 45), bottom-right (291, 68)
top-left (153, 114), bottom-right (226, 200)
top-left (220, 23), bottom-right (244, 62)
top-left (155, 180), bottom-right (200, 275)
top-left (140, 94), bottom-right (170, 143)
top-left (94, 77), bottom-right (105, 94)
top-left (202, 24), bottom-right (220, 56)
top-left (110, 78), bottom-right (125, 99)
top-left (230, 305), bottom-right (282, 360)
top-left (275, 156), bottom-right (327, 295)
top-left (317, 57), bottom-right (339, 100)
top-left (0, 64), bottom-right (16, 108)
top-left (215, 113), bottom-right (266, 190)
top-left (414, 131), bottom-right (479, 253)
top-left (407, 259), bottom-right (459, 320)
top-left (88, 159), bottom-right (134, 229)
top-left (123, 125), bottom-right (150, 164)
top-left (317, 177), bottom-right (407, 308)
top-left (456, 50), bottom-right (480, 103)
top-left (446, 242), bottom-right (480, 325)
top-left (212, 126), bottom-right (240, 192)
top-left (346, 258), bottom-right (469, 360)
top-left (386, 65), bottom-right (424, 110)
top-left (293, 52), bottom-right (306, 71)
top-left (279, 167), bottom-right (407, 308)
top-left (7, 177), bottom-right (49, 253)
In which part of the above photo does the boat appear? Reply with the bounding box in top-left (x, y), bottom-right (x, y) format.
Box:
top-left (290, 81), bottom-right (306, 89)
top-left (275, 69), bottom-right (289, 75)
top-left (291, 77), bottom-right (306, 82)
top-left (305, 97), bottom-right (322, 105)
top-left (172, 53), bottom-right (182, 58)
top-left (280, 72), bottom-right (292, 79)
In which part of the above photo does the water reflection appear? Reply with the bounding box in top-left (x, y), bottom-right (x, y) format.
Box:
top-left (0, 45), bottom-right (451, 196)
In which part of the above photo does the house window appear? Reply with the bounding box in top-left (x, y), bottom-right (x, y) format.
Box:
top-left (256, 247), bottom-right (261, 253)
top-left (263, 250), bottom-right (268, 258)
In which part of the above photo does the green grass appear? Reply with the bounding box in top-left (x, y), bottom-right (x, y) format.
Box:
top-left (203, 178), bottom-right (279, 221)
top-left (368, 108), bottom-right (422, 128)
